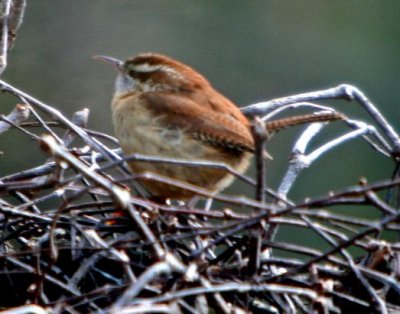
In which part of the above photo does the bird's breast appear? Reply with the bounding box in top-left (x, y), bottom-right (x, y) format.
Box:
top-left (111, 93), bottom-right (252, 198)
top-left (112, 95), bottom-right (202, 159)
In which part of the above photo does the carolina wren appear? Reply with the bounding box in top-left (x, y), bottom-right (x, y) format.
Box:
top-left (95, 53), bottom-right (254, 200)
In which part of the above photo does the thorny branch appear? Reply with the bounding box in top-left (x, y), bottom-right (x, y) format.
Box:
top-left (1, 3), bottom-right (400, 313)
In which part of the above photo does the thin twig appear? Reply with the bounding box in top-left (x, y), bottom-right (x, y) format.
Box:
top-left (0, 103), bottom-right (29, 134)
top-left (242, 84), bottom-right (400, 153)
top-left (0, 0), bottom-right (11, 75)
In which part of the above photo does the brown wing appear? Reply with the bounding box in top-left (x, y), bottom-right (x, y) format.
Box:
top-left (140, 92), bottom-right (254, 152)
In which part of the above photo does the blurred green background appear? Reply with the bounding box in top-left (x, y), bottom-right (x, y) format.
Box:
top-left (1, 1), bottom-right (399, 208)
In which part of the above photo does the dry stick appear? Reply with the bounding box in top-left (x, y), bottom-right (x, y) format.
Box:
top-left (302, 215), bottom-right (387, 314)
top-left (112, 254), bottom-right (191, 310)
top-left (0, 103), bottom-right (29, 134)
top-left (65, 198), bottom-right (245, 221)
top-left (267, 209), bottom-right (400, 294)
top-left (262, 112), bottom-right (346, 275)
top-left (0, 201), bottom-right (52, 223)
top-left (263, 239), bottom-right (345, 266)
top-left (269, 216), bottom-right (356, 244)
top-left (0, 104), bottom-right (39, 215)
top-left (27, 103), bottom-right (63, 144)
top-left (0, 79), bottom-right (121, 166)
top-left (6, 0), bottom-right (26, 51)
top-left (277, 122), bottom-right (325, 197)
top-left (5, 255), bottom-right (81, 297)
top-left (258, 100), bottom-right (392, 157)
top-left (265, 112), bottom-right (346, 198)
top-left (111, 261), bottom-right (173, 310)
top-left (277, 117), bottom-right (393, 199)
top-left (260, 101), bottom-right (394, 173)
top-left (345, 119), bottom-right (392, 156)
top-left (129, 282), bottom-right (318, 307)
top-left (4, 168), bottom-right (260, 227)
top-left (255, 111), bottom-right (308, 312)
top-left (17, 121), bottom-right (120, 145)
top-left (247, 117), bottom-right (268, 276)
top-left (0, 114), bottom-right (40, 140)
top-left (262, 241), bottom-right (400, 301)
top-left (61, 108), bottom-right (89, 147)
top-left (198, 277), bottom-right (232, 314)
top-left (0, 0), bottom-right (24, 74)
top-left (296, 175), bottom-right (400, 211)
top-left (257, 176), bottom-right (400, 277)
top-left (0, 81), bottom-right (144, 198)
top-left (252, 117), bottom-right (268, 203)
top-left (36, 109), bottom-right (90, 189)
top-left (292, 208), bottom-right (399, 231)
top-left (242, 84), bottom-right (400, 153)
top-left (188, 213), bottom-right (264, 260)
top-left (69, 230), bottom-right (137, 288)
top-left (123, 155), bottom-right (263, 192)
top-left (40, 135), bottom-right (165, 261)
top-left (134, 172), bottom-right (272, 210)
top-left (0, 160), bottom-right (54, 182)
top-left (83, 228), bottom-right (130, 264)
top-left (0, 305), bottom-right (48, 314)
top-left (388, 161), bottom-right (400, 210)
top-left (365, 190), bottom-right (397, 215)
top-left (0, 0), bottom-right (11, 75)
top-left (8, 83), bottom-right (139, 191)
top-left (269, 179), bottom-right (400, 260)
top-left (57, 108), bottom-right (106, 208)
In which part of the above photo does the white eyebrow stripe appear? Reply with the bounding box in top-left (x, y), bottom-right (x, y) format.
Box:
top-left (132, 63), bottom-right (182, 77)
top-left (133, 63), bottom-right (162, 72)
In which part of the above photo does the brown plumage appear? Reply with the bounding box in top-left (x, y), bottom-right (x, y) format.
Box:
top-left (97, 53), bottom-right (254, 199)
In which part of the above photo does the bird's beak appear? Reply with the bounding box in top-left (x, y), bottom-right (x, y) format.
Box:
top-left (92, 55), bottom-right (123, 72)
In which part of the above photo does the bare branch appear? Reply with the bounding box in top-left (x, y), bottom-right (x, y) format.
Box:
top-left (0, 103), bottom-right (29, 134)
top-left (242, 84), bottom-right (400, 153)
top-left (0, 0), bottom-right (26, 75)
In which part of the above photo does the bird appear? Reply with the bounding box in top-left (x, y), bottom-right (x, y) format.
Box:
top-left (94, 53), bottom-right (254, 200)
